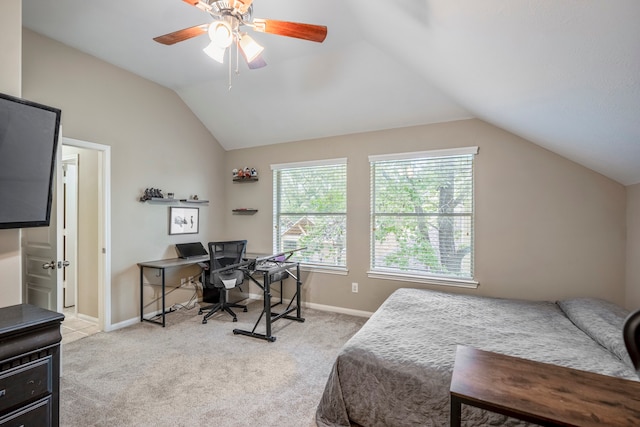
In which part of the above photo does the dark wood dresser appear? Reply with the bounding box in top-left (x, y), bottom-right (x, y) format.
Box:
top-left (0, 304), bottom-right (64, 427)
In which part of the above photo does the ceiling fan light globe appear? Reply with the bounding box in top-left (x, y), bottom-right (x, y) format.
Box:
top-left (208, 21), bottom-right (233, 48)
top-left (239, 34), bottom-right (264, 63)
top-left (203, 41), bottom-right (226, 64)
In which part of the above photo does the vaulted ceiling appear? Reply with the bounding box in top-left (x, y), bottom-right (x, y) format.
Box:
top-left (22, 0), bottom-right (640, 185)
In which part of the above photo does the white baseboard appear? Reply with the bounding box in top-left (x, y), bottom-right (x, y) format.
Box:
top-left (106, 316), bottom-right (140, 332)
top-left (107, 302), bottom-right (187, 331)
top-left (76, 313), bottom-right (99, 324)
top-left (305, 301), bottom-right (373, 318)
top-left (247, 292), bottom-right (373, 318)
top-left (109, 294), bottom-right (372, 332)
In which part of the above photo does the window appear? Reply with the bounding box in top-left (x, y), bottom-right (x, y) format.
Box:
top-left (369, 147), bottom-right (477, 284)
top-left (272, 158), bottom-right (347, 269)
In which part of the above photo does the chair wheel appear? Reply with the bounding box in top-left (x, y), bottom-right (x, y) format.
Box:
top-left (243, 308), bottom-right (248, 312)
top-left (202, 319), bottom-right (207, 324)
top-left (233, 317), bottom-right (238, 322)
top-left (198, 309), bottom-right (203, 315)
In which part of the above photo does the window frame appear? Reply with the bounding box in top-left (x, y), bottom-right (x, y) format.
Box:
top-left (367, 147), bottom-right (479, 288)
top-left (271, 158), bottom-right (348, 273)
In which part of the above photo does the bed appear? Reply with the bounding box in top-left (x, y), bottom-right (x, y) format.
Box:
top-left (315, 288), bottom-right (638, 427)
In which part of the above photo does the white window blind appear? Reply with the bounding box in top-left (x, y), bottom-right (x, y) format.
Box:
top-left (370, 148), bottom-right (477, 280)
top-left (272, 159), bottom-right (347, 268)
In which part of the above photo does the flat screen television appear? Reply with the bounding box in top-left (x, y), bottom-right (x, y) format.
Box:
top-left (0, 92), bottom-right (62, 229)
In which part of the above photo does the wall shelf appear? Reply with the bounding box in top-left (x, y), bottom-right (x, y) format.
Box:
top-left (233, 177), bottom-right (258, 182)
top-left (180, 199), bottom-right (209, 204)
top-left (232, 209), bottom-right (258, 215)
top-left (144, 197), bottom-right (175, 203)
top-left (140, 198), bottom-right (208, 204)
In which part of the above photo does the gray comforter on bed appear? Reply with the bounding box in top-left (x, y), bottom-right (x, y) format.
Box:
top-left (316, 288), bottom-right (638, 427)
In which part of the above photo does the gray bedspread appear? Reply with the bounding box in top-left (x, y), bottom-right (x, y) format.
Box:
top-left (316, 288), bottom-right (638, 427)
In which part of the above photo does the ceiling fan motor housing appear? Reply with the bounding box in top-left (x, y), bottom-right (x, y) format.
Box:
top-left (207, 0), bottom-right (253, 24)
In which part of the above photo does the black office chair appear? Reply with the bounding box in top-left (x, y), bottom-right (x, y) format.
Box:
top-left (200, 240), bottom-right (249, 324)
top-left (623, 308), bottom-right (640, 373)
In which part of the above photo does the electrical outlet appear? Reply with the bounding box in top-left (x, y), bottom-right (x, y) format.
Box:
top-left (180, 277), bottom-right (186, 285)
top-left (352, 282), bottom-right (358, 293)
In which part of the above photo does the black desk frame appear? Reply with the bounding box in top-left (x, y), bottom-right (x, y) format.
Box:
top-left (138, 256), bottom-right (208, 327)
top-left (233, 260), bottom-right (304, 342)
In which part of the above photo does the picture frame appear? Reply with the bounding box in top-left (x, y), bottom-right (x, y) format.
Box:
top-left (169, 207), bottom-right (199, 235)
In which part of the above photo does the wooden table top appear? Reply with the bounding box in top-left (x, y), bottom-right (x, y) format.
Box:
top-left (450, 345), bottom-right (640, 427)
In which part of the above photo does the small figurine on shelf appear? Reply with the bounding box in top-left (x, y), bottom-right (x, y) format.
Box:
top-left (244, 167), bottom-right (251, 177)
top-left (251, 168), bottom-right (258, 177)
top-left (237, 168), bottom-right (244, 178)
top-left (139, 187), bottom-right (163, 201)
top-left (192, 195), bottom-right (199, 201)
top-left (232, 168), bottom-right (238, 178)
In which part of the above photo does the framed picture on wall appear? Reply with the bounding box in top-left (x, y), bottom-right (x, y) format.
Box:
top-left (169, 207), bottom-right (199, 235)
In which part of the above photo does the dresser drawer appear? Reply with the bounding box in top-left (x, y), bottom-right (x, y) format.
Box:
top-left (0, 396), bottom-right (51, 426)
top-left (0, 357), bottom-right (52, 413)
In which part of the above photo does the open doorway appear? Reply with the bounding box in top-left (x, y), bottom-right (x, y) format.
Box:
top-left (61, 138), bottom-right (111, 334)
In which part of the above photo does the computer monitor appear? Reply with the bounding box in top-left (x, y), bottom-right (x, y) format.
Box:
top-left (175, 242), bottom-right (208, 258)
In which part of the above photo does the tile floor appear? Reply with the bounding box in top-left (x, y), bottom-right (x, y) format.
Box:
top-left (62, 307), bottom-right (100, 344)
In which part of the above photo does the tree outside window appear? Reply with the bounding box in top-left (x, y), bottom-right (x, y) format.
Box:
top-left (370, 148), bottom-right (476, 280)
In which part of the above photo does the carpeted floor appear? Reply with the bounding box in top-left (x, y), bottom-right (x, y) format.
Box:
top-left (60, 300), bottom-right (367, 427)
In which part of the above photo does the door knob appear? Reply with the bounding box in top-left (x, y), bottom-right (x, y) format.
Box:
top-left (42, 261), bottom-right (57, 270)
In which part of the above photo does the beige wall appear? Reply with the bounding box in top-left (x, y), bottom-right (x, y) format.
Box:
top-left (226, 120), bottom-right (627, 312)
top-left (22, 29), bottom-right (228, 324)
top-left (0, 0), bottom-right (21, 91)
top-left (0, 0), bottom-right (22, 308)
top-left (627, 184), bottom-right (640, 310)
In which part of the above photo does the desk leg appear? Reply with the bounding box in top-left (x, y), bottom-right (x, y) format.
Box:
top-left (264, 271), bottom-right (272, 339)
top-left (233, 265), bottom-right (303, 342)
top-left (161, 269), bottom-right (166, 327)
top-left (295, 263), bottom-right (302, 319)
top-left (139, 266), bottom-right (144, 323)
top-left (450, 396), bottom-right (461, 427)
top-left (233, 271), bottom-right (277, 342)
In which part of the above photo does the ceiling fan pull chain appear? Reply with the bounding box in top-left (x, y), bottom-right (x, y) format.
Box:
top-left (235, 38), bottom-right (240, 76)
top-left (228, 46), bottom-right (232, 91)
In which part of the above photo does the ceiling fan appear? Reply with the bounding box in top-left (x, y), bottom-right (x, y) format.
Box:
top-left (153, 0), bottom-right (328, 71)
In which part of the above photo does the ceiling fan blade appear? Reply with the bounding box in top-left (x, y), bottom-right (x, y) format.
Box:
top-left (252, 19), bottom-right (327, 43)
top-left (182, 0), bottom-right (211, 13)
top-left (153, 24), bottom-right (208, 45)
top-left (232, 0), bottom-right (253, 15)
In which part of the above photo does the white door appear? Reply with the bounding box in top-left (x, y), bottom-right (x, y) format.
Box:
top-left (22, 140), bottom-right (65, 312)
top-left (62, 156), bottom-right (78, 308)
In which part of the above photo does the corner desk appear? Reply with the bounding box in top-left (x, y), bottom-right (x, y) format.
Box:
top-left (138, 255), bottom-right (209, 327)
top-left (450, 345), bottom-right (640, 426)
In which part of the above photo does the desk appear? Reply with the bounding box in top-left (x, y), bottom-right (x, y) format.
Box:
top-left (450, 345), bottom-right (640, 427)
top-left (138, 255), bottom-right (209, 327)
top-left (233, 259), bottom-right (304, 342)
